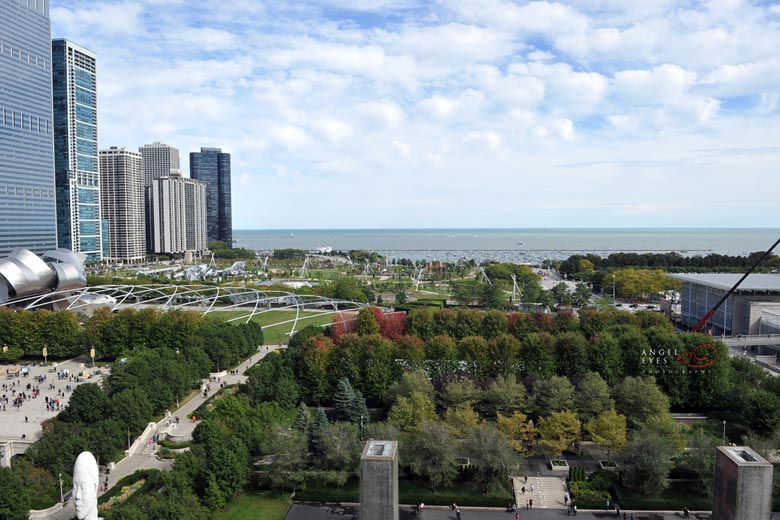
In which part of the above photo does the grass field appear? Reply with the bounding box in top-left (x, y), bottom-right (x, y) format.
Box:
top-left (215, 488), bottom-right (291, 520)
top-left (208, 309), bottom-right (345, 344)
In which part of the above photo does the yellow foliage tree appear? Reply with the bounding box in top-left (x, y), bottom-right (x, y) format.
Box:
top-left (585, 408), bottom-right (628, 457)
top-left (495, 411), bottom-right (536, 455)
top-left (444, 403), bottom-right (480, 437)
top-left (537, 411), bottom-right (581, 457)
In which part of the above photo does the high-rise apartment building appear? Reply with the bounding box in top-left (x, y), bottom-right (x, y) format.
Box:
top-left (148, 172), bottom-right (207, 255)
top-left (140, 142), bottom-right (179, 186)
top-left (99, 147), bottom-right (145, 263)
top-left (0, 0), bottom-right (57, 255)
top-left (51, 39), bottom-right (102, 262)
top-left (190, 148), bottom-right (232, 246)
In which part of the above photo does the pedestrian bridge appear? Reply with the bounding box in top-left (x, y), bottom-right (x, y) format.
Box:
top-left (720, 334), bottom-right (780, 347)
top-left (0, 439), bottom-right (35, 467)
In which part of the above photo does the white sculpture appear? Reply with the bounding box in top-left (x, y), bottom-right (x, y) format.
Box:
top-left (73, 451), bottom-right (99, 520)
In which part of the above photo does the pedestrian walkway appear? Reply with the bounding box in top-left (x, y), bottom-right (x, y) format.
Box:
top-left (99, 344), bottom-right (281, 494)
top-left (512, 475), bottom-right (567, 509)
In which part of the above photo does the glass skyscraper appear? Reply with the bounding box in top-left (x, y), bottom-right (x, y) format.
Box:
top-left (0, 0), bottom-right (57, 255)
top-left (52, 39), bottom-right (102, 262)
top-left (190, 148), bottom-right (232, 246)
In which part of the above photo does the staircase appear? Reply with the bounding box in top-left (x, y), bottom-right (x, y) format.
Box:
top-left (512, 475), bottom-right (569, 509)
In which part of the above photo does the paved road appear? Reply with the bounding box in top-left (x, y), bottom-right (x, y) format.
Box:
top-left (285, 504), bottom-right (780, 520)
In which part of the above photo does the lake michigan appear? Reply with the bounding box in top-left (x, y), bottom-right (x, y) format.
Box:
top-left (232, 228), bottom-right (780, 264)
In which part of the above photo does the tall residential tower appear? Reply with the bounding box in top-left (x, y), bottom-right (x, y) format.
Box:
top-left (190, 147), bottom-right (231, 246)
top-left (99, 147), bottom-right (145, 263)
top-left (52, 39), bottom-right (102, 262)
top-left (140, 142), bottom-right (179, 186)
top-left (0, 0), bottom-right (57, 254)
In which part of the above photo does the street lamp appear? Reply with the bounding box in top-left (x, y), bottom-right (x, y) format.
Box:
top-left (59, 472), bottom-right (63, 503)
top-left (723, 420), bottom-right (727, 443)
top-left (127, 431), bottom-right (131, 451)
top-left (612, 275), bottom-right (616, 304)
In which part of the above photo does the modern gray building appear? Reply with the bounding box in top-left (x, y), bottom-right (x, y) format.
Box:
top-left (99, 147), bottom-right (145, 264)
top-left (140, 141), bottom-right (179, 186)
top-left (190, 147), bottom-right (231, 247)
top-left (51, 39), bottom-right (102, 262)
top-left (148, 172), bottom-right (207, 255)
top-left (360, 440), bottom-right (399, 520)
top-left (0, 0), bottom-right (57, 255)
top-left (669, 273), bottom-right (780, 336)
top-left (713, 446), bottom-right (773, 520)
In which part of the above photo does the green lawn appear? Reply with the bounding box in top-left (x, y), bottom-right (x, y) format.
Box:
top-left (215, 488), bottom-right (291, 520)
top-left (208, 309), bottom-right (341, 344)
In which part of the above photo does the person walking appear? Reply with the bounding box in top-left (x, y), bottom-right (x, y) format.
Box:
top-left (529, 499), bottom-right (533, 509)
top-left (521, 486), bottom-right (525, 494)
top-left (573, 504), bottom-right (577, 516)
top-left (455, 508), bottom-right (461, 520)
top-left (682, 506), bottom-right (690, 518)
top-left (606, 498), bottom-right (610, 510)
top-left (530, 483), bottom-right (534, 493)
top-left (564, 493), bottom-right (569, 506)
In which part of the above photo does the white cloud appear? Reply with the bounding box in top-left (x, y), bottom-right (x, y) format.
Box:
top-left (47, 0), bottom-right (780, 228)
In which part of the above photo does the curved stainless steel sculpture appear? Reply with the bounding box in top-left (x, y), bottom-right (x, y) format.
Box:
top-left (0, 248), bottom-right (86, 303)
top-left (1, 284), bottom-right (380, 337)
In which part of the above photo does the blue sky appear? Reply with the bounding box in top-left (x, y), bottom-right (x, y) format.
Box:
top-left (50, 0), bottom-right (780, 229)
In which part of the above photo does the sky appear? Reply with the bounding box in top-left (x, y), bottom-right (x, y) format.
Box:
top-left (50, 0), bottom-right (780, 229)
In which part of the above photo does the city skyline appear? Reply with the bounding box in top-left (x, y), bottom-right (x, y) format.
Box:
top-left (50, 1), bottom-right (780, 229)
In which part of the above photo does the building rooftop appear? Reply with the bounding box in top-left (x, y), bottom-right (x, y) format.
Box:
top-left (668, 273), bottom-right (780, 292)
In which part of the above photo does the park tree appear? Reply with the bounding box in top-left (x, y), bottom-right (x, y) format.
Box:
top-left (642, 327), bottom-right (688, 407)
top-left (407, 308), bottom-right (436, 340)
top-left (356, 307), bottom-right (381, 336)
top-left (574, 372), bottom-right (614, 421)
top-left (266, 427), bottom-right (308, 491)
top-left (619, 429), bottom-right (675, 496)
top-left (537, 411), bottom-right (581, 457)
top-left (587, 333), bottom-right (624, 384)
top-left (481, 310), bottom-right (508, 339)
top-left (550, 282), bottom-right (574, 309)
top-left (61, 383), bottom-right (109, 424)
top-left (424, 335), bottom-right (459, 383)
top-left (528, 375), bottom-right (575, 417)
top-left (244, 353), bottom-right (300, 409)
top-left (553, 310), bottom-right (579, 334)
top-left (386, 369), bottom-right (435, 405)
top-left (439, 378), bottom-right (481, 409)
top-left (642, 413), bottom-right (686, 452)
top-left (678, 333), bottom-right (731, 409)
top-left (443, 403), bottom-right (480, 437)
top-left (518, 332), bottom-right (556, 379)
top-left (293, 402), bottom-right (311, 433)
top-left (458, 336), bottom-right (490, 380)
top-left (609, 325), bottom-right (648, 378)
top-left (478, 282), bottom-right (506, 309)
top-left (612, 376), bottom-right (669, 429)
top-left (405, 421), bottom-right (459, 491)
top-left (298, 336), bottom-right (335, 404)
top-left (495, 411), bottom-right (536, 455)
top-left (333, 378), bottom-right (360, 422)
top-left (578, 308), bottom-right (614, 339)
top-left (584, 409), bottom-right (628, 456)
top-left (455, 309), bottom-right (483, 339)
top-left (308, 408), bottom-right (330, 457)
top-left (432, 309), bottom-right (458, 337)
top-left (393, 336), bottom-right (426, 368)
top-left (0, 466), bottom-right (31, 520)
top-left (317, 422), bottom-right (361, 472)
top-left (388, 391), bottom-right (437, 434)
top-left (681, 429), bottom-right (718, 497)
top-left (746, 389), bottom-right (780, 435)
top-left (465, 423), bottom-right (520, 492)
top-left (573, 283), bottom-right (592, 308)
top-left (487, 334), bottom-right (521, 379)
top-left (478, 375), bottom-right (526, 418)
top-left (358, 334), bottom-right (398, 402)
top-left (554, 331), bottom-right (588, 377)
